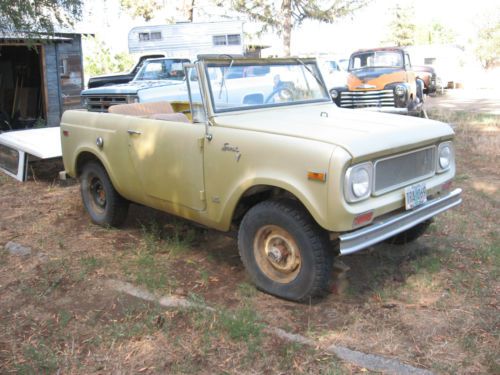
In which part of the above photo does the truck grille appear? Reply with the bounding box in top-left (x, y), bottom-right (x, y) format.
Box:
top-left (374, 146), bottom-right (436, 195)
top-left (84, 95), bottom-right (133, 112)
top-left (340, 90), bottom-right (395, 108)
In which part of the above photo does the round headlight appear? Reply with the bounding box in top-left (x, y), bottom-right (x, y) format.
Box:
top-left (439, 144), bottom-right (451, 169)
top-left (395, 85), bottom-right (406, 96)
top-left (352, 168), bottom-right (370, 198)
top-left (345, 162), bottom-right (373, 202)
top-left (330, 89), bottom-right (339, 99)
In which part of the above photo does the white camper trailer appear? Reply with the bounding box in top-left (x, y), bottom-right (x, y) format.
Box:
top-left (128, 21), bottom-right (244, 59)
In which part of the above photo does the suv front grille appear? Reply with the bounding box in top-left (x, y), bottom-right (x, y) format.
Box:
top-left (84, 95), bottom-right (134, 112)
top-left (340, 90), bottom-right (395, 108)
top-left (374, 146), bottom-right (436, 195)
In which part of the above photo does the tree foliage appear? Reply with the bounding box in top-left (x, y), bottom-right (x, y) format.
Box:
top-left (474, 13), bottom-right (500, 69)
top-left (0, 0), bottom-right (82, 37)
top-left (386, 4), bottom-right (416, 47)
top-left (226, 0), bottom-right (368, 55)
top-left (416, 21), bottom-right (456, 45)
top-left (119, 0), bottom-right (163, 21)
top-left (83, 36), bottom-right (134, 78)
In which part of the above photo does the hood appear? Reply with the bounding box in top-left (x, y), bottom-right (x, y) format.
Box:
top-left (214, 103), bottom-right (454, 160)
top-left (347, 68), bottom-right (406, 90)
top-left (81, 80), bottom-right (184, 95)
top-left (89, 72), bottom-right (131, 80)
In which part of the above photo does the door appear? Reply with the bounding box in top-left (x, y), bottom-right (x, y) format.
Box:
top-left (127, 117), bottom-right (206, 211)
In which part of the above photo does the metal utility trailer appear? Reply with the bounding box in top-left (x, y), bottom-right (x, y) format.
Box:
top-left (0, 127), bottom-right (61, 181)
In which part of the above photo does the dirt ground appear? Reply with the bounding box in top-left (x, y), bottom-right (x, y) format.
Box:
top-left (426, 88), bottom-right (500, 115)
top-left (0, 105), bottom-right (498, 374)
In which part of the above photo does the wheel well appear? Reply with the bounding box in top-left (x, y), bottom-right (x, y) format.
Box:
top-left (231, 185), bottom-right (303, 225)
top-left (75, 152), bottom-right (102, 177)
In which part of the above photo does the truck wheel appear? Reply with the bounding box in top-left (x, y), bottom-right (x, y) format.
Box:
top-left (385, 220), bottom-right (432, 245)
top-left (238, 199), bottom-right (333, 302)
top-left (80, 161), bottom-right (129, 227)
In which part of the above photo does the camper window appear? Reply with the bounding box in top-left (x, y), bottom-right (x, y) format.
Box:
top-left (151, 32), bottom-right (162, 40)
top-left (227, 34), bottom-right (241, 45)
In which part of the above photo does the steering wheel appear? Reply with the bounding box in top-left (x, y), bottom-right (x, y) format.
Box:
top-left (265, 87), bottom-right (295, 104)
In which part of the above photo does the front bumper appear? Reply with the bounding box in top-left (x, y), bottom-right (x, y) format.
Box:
top-left (357, 107), bottom-right (409, 114)
top-left (338, 188), bottom-right (462, 255)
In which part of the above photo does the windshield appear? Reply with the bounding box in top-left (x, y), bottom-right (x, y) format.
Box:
top-left (134, 59), bottom-right (190, 81)
top-left (349, 51), bottom-right (403, 70)
top-left (205, 61), bottom-right (330, 113)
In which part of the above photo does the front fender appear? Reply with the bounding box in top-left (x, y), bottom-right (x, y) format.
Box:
top-left (219, 176), bottom-right (332, 232)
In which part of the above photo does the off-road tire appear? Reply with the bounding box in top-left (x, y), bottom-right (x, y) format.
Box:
top-left (80, 161), bottom-right (129, 227)
top-left (385, 219), bottom-right (432, 245)
top-left (238, 199), bottom-right (333, 302)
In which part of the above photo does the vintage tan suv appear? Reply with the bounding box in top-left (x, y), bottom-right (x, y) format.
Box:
top-left (60, 57), bottom-right (462, 301)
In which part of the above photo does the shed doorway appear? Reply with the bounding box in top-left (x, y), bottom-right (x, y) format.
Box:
top-left (0, 45), bottom-right (46, 131)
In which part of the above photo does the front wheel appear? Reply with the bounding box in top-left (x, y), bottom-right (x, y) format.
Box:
top-left (385, 220), bottom-right (432, 245)
top-left (80, 161), bottom-right (129, 227)
top-left (238, 199), bottom-right (333, 302)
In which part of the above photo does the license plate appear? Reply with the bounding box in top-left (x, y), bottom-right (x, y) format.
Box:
top-left (405, 183), bottom-right (427, 210)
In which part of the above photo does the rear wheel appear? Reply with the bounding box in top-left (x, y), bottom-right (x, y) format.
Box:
top-left (238, 199), bottom-right (333, 302)
top-left (80, 161), bottom-right (129, 227)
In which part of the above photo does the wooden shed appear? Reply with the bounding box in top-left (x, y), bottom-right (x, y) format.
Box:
top-left (0, 32), bottom-right (84, 130)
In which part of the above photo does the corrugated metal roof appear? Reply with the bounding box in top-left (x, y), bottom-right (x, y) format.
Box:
top-left (0, 32), bottom-right (73, 42)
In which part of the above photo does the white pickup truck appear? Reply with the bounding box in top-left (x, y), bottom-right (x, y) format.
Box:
top-left (81, 57), bottom-right (190, 112)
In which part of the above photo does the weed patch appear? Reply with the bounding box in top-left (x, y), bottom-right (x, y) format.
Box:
top-left (16, 342), bottom-right (59, 374)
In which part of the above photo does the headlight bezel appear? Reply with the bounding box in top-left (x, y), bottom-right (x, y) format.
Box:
top-left (344, 162), bottom-right (373, 203)
top-left (330, 89), bottom-right (339, 99)
top-left (394, 84), bottom-right (406, 97)
top-left (437, 141), bottom-right (453, 173)
top-left (127, 95), bottom-right (140, 104)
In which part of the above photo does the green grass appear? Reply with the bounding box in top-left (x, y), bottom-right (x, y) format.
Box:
top-left (79, 255), bottom-right (103, 278)
top-left (133, 251), bottom-right (172, 291)
top-left (104, 303), bottom-right (169, 341)
top-left (140, 219), bottom-right (197, 255)
top-left (15, 342), bottom-right (59, 374)
top-left (120, 219), bottom-right (201, 292)
top-left (0, 248), bottom-right (7, 266)
top-left (220, 306), bottom-right (263, 342)
top-left (237, 282), bottom-right (258, 298)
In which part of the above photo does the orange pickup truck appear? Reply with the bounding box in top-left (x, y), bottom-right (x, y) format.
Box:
top-left (329, 47), bottom-right (425, 116)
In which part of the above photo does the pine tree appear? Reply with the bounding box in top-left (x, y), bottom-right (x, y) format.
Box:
top-left (386, 4), bottom-right (416, 47)
top-left (227, 0), bottom-right (368, 56)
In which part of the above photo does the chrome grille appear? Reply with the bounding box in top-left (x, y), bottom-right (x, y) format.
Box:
top-left (84, 95), bottom-right (133, 112)
top-left (340, 90), bottom-right (395, 108)
top-left (374, 146), bottom-right (436, 195)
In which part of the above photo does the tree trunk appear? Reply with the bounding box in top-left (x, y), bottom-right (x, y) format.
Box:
top-left (281, 0), bottom-right (292, 56)
top-left (185, 0), bottom-right (195, 22)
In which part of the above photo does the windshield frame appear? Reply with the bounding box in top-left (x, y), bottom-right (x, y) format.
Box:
top-left (133, 58), bottom-right (191, 81)
top-left (203, 59), bottom-right (331, 114)
top-left (348, 50), bottom-right (404, 71)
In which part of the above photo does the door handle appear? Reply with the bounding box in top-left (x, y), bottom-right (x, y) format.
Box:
top-left (127, 129), bottom-right (142, 135)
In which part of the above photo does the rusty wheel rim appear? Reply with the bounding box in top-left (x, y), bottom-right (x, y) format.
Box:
top-left (254, 225), bottom-right (301, 283)
top-left (88, 174), bottom-right (106, 213)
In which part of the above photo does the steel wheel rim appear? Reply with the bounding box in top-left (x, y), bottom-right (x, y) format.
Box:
top-left (254, 225), bottom-right (301, 283)
top-left (88, 174), bottom-right (106, 213)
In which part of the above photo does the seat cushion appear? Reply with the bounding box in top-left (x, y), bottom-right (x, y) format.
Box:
top-left (109, 101), bottom-right (174, 116)
top-left (149, 113), bottom-right (190, 123)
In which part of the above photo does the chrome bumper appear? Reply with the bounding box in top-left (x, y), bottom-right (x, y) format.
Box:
top-left (357, 107), bottom-right (409, 114)
top-left (339, 188), bottom-right (462, 255)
